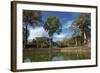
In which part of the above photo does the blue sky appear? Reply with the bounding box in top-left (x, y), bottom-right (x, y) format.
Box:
top-left (27, 11), bottom-right (80, 43)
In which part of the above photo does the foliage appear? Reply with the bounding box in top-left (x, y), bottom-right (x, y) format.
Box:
top-left (43, 16), bottom-right (62, 48)
top-left (23, 10), bottom-right (42, 25)
top-left (71, 13), bottom-right (91, 46)
top-left (44, 16), bottom-right (62, 37)
top-left (23, 10), bottom-right (42, 44)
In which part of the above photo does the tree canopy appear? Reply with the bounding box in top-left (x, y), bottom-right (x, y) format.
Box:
top-left (23, 10), bottom-right (42, 45)
top-left (71, 13), bottom-right (91, 46)
top-left (43, 16), bottom-right (62, 48)
top-left (44, 16), bottom-right (62, 37)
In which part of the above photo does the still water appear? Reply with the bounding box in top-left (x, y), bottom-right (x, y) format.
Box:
top-left (52, 55), bottom-right (64, 61)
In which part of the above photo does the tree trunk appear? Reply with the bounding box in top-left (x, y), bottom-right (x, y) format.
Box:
top-left (50, 36), bottom-right (53, 49)
top-left (25, 24), bottom-right (28, 44)
top-left (84, 32), bottom-right (87, 44)
top-left (79, 31), bottom-right (82, 46)
top-left (36, 40), bottom-right (38, 48)
top-left (75, 38), bottom-right (78, 47)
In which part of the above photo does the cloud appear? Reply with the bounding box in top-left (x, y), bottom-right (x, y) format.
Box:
top-left (27, 26), bottom-right (48, 43)
top-left (54, 33), bottom-right (66, 38)
top-left (53, 20), bottom-right (74, 42)
top-left (53, 33), bottom-right (66, 42)
top-left (62, 20), bottom-right (73, 29)
top-left (27, 20), bottom-right (74, 43)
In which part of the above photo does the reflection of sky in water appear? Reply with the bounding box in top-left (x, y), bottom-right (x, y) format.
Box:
top-left (52, 55), bottom-right (64, 61)
top-left (25, 11), bottom-right (80, 43)
top-left (24, 58), bottom-right (32, 63)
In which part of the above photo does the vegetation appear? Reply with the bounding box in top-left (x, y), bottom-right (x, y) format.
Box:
top-left (23, 10), bottom-right (42, 45)
top-left (70, 13), bottom-right (91, 46)
top-left (57, 13), bottom-right (91, 47)
top-left (23, 11), bottom-right (91, 62)
top-left (44, 16), bottom-right (62, 48)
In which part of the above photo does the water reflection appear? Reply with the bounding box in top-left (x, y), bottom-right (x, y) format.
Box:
top-left (52, 55), bottom-right (64, 61)
top-left (24, 58), bottom-right (32, 62)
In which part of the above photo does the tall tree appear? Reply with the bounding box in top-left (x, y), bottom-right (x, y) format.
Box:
top-left (71, 13), bottom-right (91, 45)
top-left (23, 28), bottom-right (29, 48)
top-left (43, 16), bottom-right (62, 48)
top-left (23, 10), bottom-right (42, 45)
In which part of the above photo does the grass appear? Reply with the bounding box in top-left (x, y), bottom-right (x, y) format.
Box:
top-left (23, 47), bottom-right (91, 62)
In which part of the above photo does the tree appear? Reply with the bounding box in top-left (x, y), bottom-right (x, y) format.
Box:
top-left (23, 10), bottom-right (42, 25)
top-left (35, 37), bottom-right (50, 48)
top-left (23, 10), bottom-right (42, 45)
top-left (23, 28), bottom-right (29, 48)
top-left (78, 13), bottom-right (91, 44)
top-left (71, 13), bottom-right (91, 45)
top-left (43, 16), bottom-right (62, 48)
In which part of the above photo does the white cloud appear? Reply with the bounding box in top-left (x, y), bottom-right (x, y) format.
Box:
top-left (53, 33), bottom-right (66, 42)
top-left (27, 20), bottom-right (74, 43)
top-left (62, 20), bottom-right (73, 29)
top-left (54, 33), bottom-right (66, 38)
top-left (27, 26), bottom-right (48, 43)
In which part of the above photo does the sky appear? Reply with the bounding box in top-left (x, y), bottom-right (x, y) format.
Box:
top-left (27, 11), bottom-right (80, 43)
